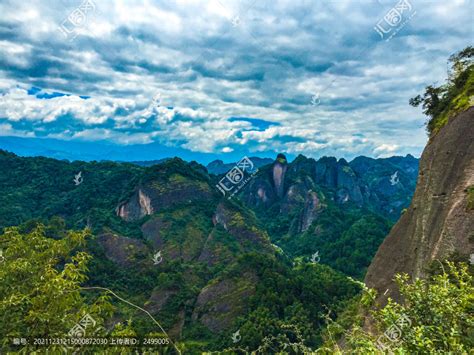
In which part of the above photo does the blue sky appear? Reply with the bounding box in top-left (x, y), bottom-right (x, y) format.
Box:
top-left (0, 0), bottom-right (472, 162)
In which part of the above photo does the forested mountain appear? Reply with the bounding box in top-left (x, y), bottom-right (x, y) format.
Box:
top-left (0, 148), bottom-right (415, 352)
top-left (238, 153), bottom-right (418, 278)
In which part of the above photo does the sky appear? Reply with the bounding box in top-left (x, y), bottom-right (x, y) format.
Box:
top-left (0, 0), bottom-right (472, 163)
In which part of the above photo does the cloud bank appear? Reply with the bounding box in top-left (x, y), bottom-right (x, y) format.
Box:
top-left (0, 0), bottom-right (472, 161)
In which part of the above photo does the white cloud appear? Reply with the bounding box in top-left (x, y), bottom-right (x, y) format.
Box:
top-left (373, 143), bottom-right (399, 157)
top-left (0, 0), bottom-right (471, 159)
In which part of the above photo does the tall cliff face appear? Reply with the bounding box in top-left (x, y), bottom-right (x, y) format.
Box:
top-left (365, 107), bottom-right (474, 304)
top-left (273, 153), bottom-right (288, 198)
top-left (242, 153), bottom-right (418, 235)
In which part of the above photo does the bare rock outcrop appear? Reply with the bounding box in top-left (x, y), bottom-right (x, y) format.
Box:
top-left (299, 191), bottom-right (322, 232)
top-left (117, 188), bottom-right (154, 221)
top-left (117, 177), bottom-right (213, 222)
top-left (198, 203), bottom-right (274, 265)
top-left (144, 288), bottom-right (178, 314)
top-left (97, 233), bottom-right (148, 267)
top-left (365, 107), bottom-right (474, 305)
top-left (273, 153), bottom-right (288, 198)
top-left (191, 272), bottom-right (258, 332)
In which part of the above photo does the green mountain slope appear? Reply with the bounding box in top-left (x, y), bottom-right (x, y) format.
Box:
top-left (0, 151), bottom-right (362, 352)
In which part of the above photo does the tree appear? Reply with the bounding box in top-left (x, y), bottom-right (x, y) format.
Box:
top-left (322, 262), bottom-right (474, 353)
top-left (409, 46), bottom-right (474, 136)
top-left (0, 225), bottom-right (113, 352)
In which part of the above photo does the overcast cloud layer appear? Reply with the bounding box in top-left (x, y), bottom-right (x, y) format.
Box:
top-left (0, 0), bottom-right (472, 162)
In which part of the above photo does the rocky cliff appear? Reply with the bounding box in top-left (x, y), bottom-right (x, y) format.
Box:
top-left (241, 152), bottom-right (418, 235)
top-left (365, 107), bottom-right (474, 304)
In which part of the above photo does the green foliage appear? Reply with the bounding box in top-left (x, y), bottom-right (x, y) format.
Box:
top-left (0, 151), bottom-right (143, 236)
top-left (276, 153), bottom-right (288, 164)
top-left (467, 185), bottom-right (474, 210)
top-left (141, 157), bottom-right (211, 188)
top-left (0, 225), bottom-right (114, 352)
top-left (275, 205), bottom-right (392, 279)
top-left (204, 253), bottom-right (361, 351)
top-left (410, 46), bottom-right (474, 136)
top-left (323, 262), bottom-right (474, 354)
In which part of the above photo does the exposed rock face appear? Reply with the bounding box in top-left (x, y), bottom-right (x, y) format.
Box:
top-left (117, 173), bottom-right (213, 221)
top-left (209, 202), bottom-right (273, 252)
top-left (244, 153), bottom-right (418, 226)
top-left (141, 216), bottom-right (168, 249)
top-left (315, 156), bottom-right (338, 188)
top-left (365, 107), bottom-right (474, 305)
top-left (350, 155), bottom-right (418, 216)
top-left (246, 180), bottom-right (276, 208)
top-left (299, 191), bottom-right (322, 232)
top-left (192, 272), bottom-right (258, 332)
top-left (273, 154), bottom-right (288, 198)
top-left (144, 288), bottom-right (178, 314)
top-left (97, 233), bottom-right (148, 267)
top-left (197, 231), bottom-right (223, 266)
top-left (212, 203), bottom-right (270, 247)
top-left (195, 203), bottom-right (274, 266)
top-left (336, 160), bottom-right (363, 205)
top-left (141, 213), bottom-right (210, 263)
top-left (168, 310), bottom-right (186, 338)
top-left (242, 153), bottom-right (417, 237)
top-left (117, 188), bottom-right (154, 221)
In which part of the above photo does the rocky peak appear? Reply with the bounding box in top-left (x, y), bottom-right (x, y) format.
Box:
top-left (315, 156), bottom-right (338, 187)
top-left (338, 158), bottom-right (349, 165)
top-left (273, 153), bottom-right (288, 198)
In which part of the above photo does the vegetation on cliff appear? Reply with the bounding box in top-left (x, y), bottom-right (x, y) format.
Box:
top-left (321, 262), bottom-right (474, 354)
top-left (410, 46), bottom-right (474, 136)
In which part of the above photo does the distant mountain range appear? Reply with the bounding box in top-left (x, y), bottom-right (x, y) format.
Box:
top-left (205, 157), bottom-right (274, 174)
top-left (0, 136), bottom-right (283, 165)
